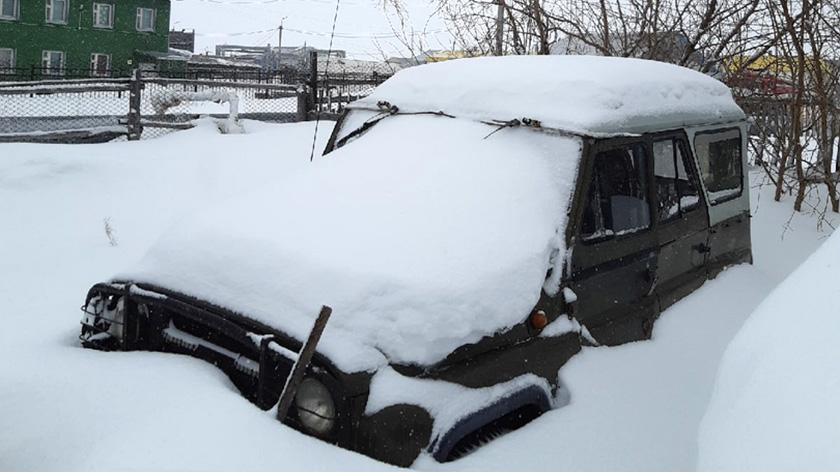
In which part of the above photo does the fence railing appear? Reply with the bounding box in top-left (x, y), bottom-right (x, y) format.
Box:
top-left (0, 53), bottom-right (394, 143)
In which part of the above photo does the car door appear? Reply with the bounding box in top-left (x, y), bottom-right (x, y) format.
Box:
top-left (567, 138), bottom-right (660, 346)
top-left (692, 126), bottom-right (752, 276)
top-left (651, 133), bottom-right (711, 310)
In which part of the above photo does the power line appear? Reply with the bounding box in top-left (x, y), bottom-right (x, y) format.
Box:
top-left (309, 0), bottom-right (342, 162)
top-left (195, 26), bottom-right (446, 39)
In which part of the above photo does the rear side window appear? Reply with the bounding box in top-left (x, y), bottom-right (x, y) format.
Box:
top-left (654, 138), bottom-right (700, 222)
top-left (581, 143), bottom-right (650, 241)
top-left (694, 129), bottom-right (742, 205)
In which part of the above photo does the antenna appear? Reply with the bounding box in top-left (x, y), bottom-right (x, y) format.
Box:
top-left (308, 0), bottom-right (342, 162)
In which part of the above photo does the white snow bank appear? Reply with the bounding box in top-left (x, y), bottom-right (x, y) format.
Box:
top-left (119, 114), bottom-right (581, 371)
top-left (353, 55), bottom-right (744, 135)
top-left (697, 230), bottom-right (840, 472)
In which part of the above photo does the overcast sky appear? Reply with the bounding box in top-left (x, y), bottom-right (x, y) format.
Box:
top-left (169, 0), bottom-right (449, 59)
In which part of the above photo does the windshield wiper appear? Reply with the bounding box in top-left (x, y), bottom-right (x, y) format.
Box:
top-left (334, 101), bottom-right (400, 150)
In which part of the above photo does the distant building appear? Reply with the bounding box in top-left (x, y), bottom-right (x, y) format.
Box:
top-left (551, 32), bottom-right (718, 76)
top-left (0, 0), bottom-right (177, 77)
top-left (215, 44), bottom-right (347, 71)
top-left (169, 29), bottom-right (195, 53)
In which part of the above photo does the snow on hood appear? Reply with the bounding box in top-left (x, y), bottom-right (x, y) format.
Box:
top-left (353, 55), bottom-right (745, 135)
top-left (119, 115), bottom-right (581, 372)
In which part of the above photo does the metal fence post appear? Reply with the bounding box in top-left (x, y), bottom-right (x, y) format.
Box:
top-left (308, 50), bottom-right (318, 119)
top-left (127, 69), bottom-right (143, 141)
top-left (296, 86), bottom-right (309, 122)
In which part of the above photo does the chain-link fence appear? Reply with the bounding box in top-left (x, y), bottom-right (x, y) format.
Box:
top-left (0, 78), bottom-right (132, 143)
top-left (0, 75), bottom-right (304, 142)
top-left (139, 78), bottom-right (304, 140)
top-left (310, 52), bottom-right (399, 117)
top-left (0, 52), bottom-right (396, 143)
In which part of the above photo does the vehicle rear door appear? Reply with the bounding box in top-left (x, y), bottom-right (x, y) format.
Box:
top-left (567, 138), bottom-right (660, 345)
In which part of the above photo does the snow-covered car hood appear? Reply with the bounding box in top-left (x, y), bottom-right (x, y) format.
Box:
top-left (118, 115), bottom-right (581, 372)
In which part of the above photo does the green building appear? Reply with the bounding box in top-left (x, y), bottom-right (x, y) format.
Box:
top-left (0, 0), bottom-right (178, 78)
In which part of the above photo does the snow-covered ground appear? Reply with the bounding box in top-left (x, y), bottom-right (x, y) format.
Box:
top-left (697, 223), bottom-right (840, 472)
top-left (0, 121), bottom-right (835, 472)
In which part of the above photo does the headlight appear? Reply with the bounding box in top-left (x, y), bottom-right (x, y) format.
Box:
top-left (81, 294), bottom-right (126, 342)
top-left (294, 377), bottom-right (336, 437)
top-left (107, 296), bottom-right (126, 339)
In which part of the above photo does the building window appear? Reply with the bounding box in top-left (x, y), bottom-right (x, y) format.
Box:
top-left (695, 129), bottom-right (743, 205)
top-left (45, 0), bottom-right (68, 24)
top-left (1, 0), bottom-right (19, 20)
top-left (42, 50), bottom-right (65, 75)
top-left (90, 53), bottom-right (110, 77)
top-left (0, 48), bottom-right (15, 73)
top-left (581, 143), bottom-right (651, 241)
top-left (92, 3), bottom-right (113, 28)
top-left (136, 7), bottom-right (155, 32)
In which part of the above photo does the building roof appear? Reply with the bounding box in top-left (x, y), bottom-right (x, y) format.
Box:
top-left (353, 55), bottom-right (745, 136)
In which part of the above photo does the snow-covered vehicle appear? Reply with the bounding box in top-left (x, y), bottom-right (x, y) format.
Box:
top-left (79, 56), bottom-right (751, 466)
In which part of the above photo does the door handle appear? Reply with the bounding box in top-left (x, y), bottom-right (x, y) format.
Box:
top-left (645, 268), bottom-right (658, 297)
top-left (692, 243), bottom-right (711, 254)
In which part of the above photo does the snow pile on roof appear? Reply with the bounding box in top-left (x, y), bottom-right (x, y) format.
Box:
top-left (119, 114), bottom-right (581, 371)
top-left (353, 55), bottom-right (745, 135)
top-left (697, 230), bottom-right (840, 471)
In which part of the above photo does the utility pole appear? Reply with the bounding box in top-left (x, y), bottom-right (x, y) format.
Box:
top-left (277, 16), bottom-right (288, 70)
top-left (495, 0), bottom-right (504, 56)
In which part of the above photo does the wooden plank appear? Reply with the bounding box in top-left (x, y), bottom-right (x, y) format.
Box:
top-left (140, 120), bottom-right (195, 130)
top-left (0, 85), bottom-right (130, 95)
top-left (0, 127), bottom-right (127, 143)
top-left (127, 70), bottom-right (142, 141)
top-left (0, 78), bottom-right (130, 88)
top-left (275, 305), bottom-right (333, 422)
top-left (144, 77), bottom-right (299, 92)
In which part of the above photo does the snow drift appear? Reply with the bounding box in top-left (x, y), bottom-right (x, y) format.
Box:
top-left (697, 230), bottom-right (840, 471)
top-left (119, 114), bottom-right (581, 371)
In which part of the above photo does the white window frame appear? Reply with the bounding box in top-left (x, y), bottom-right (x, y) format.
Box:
top-left (45, 0), bottom-right (69, 24)
top-left (135, 7), bottom-right (155, 32)
top-left (0, 48), bottom-right (15, 73)
top-left (0, 0), bottom-right (19, 20)
top-left (42, 50), bottom-right (65, 75)
top-left (90, 53), bottom-right (111, 77)
top-left (92, 3), bottom-right (113, 29)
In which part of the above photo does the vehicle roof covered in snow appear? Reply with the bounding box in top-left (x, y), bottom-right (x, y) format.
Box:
top-left (351, 55), bottom-right (746, 136)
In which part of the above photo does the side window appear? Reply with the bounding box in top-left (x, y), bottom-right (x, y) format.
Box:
top-left (654, 138), bottom-right (700, 222)
top-left (653, 140), bottom-right (679, 222)
top-left (675, 142), bottom-right (700, 212)
top-left (581, 143), bottom-right (650, 241)
top-left (694, 129), bottom-right (742, 205)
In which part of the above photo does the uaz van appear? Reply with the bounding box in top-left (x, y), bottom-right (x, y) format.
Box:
top-left (79, 55), bottom-right (750, 466)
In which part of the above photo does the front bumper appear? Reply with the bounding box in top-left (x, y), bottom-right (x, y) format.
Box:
top-left (79, 282), bottom-right (562, 467)
top-left (79, 282), bottom-right (357, 446)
